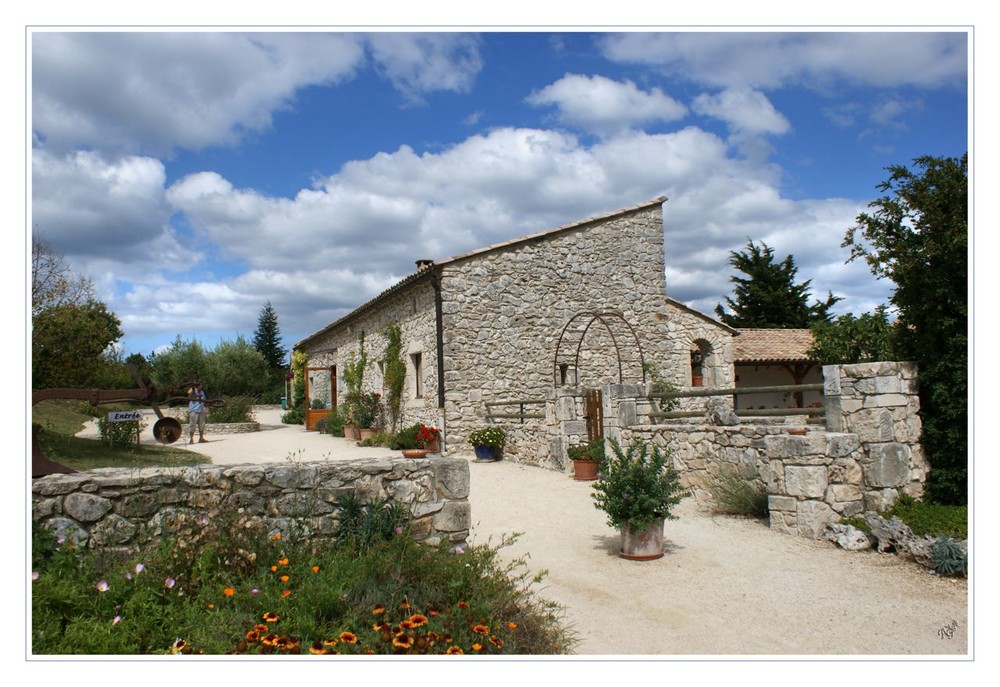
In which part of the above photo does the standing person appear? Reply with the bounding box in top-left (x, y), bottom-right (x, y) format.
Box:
top-left (187, 381), bottom-right (208, 444)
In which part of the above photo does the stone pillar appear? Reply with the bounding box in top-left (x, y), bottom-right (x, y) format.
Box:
top-left (823, 361), bottom-right (928, 510)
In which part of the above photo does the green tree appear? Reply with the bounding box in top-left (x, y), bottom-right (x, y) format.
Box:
top-left (205, 336), bottom-right (270, 397)
top-left (252, 300), bottom-right (286, 369)
top-left (32, 300), bottom-right (123, 389)
top-left (150, 336), bottom-right (209, 389)
top-left (715, 240), bottom-right (841, 328)
top-left (808, 306), bottom-right (899, 365)
top-left (843, 153), bottom-right (967, 504)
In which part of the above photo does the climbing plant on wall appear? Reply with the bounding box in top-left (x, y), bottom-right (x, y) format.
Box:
top-left (380, 323), bottom-right (406, 433)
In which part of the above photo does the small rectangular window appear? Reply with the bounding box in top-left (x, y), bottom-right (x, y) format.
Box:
top-left (411, 353), bottom-right (423, 398)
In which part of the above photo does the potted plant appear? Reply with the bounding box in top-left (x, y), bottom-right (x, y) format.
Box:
top-left (566, 437), bottom-right (605, 481)
top-left (592, 437), bottom-right (685, 561)
top-left (468, 426), bottom-right (505, 462)
top-left (355, 391), bottom-right (383, 441)
top-left (417, 424), bottom-right (442, 454)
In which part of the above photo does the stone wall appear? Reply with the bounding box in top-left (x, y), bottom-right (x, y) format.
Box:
top-left (32, 457), bottom-right (471, 552)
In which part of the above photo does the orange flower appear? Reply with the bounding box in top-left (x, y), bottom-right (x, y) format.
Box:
top-left (457, 601), bottom-right (469, 609)
top-left (472, 642), bottom-right (483, 651)
top-left (273, 533), bottom-right (281, 540)
top-left (472, 624), bottom-right (489, 635)
top-left (207, 603), bottom-right (215, 609)
top-left (399, 600), bottom-right (410, 610)
top-left (507, 621), bottom-right (518, 630)
top-left (270, 566), bottom-right (277, 572)
top-left (409, 614), bottom-right (428, 628)
top-left (489, 635), bottom-right (504, 649)
top-left (263, 612), bottom-right (279, 623)
top-left (223, 588), bottom-right (235, 597)
top-left (372, 604), bottom-right (386, 615)
top-left (280, 575), bottom-right (289, 583)
top-left (446, 646), bottom-right (464, 654)
top-left (309, 642), bottom-right (327, 655)
top-left (339, 632), bottom-right (358, 644)
top-left (312, 566), bottom-right (320, 573)
top-left (282, 590), bottom-right (292, 598)
top-left (278, 558), bottom-right (289, 566)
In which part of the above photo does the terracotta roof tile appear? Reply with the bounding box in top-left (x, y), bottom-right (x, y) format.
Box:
top-left (733, 328), bottom-right (816, 363)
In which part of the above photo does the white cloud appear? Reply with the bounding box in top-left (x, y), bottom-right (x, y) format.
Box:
top-left (365, 33), bottom-right (483, 105)
top-left (525, 73), bottom-right (687, 136)
top-left (599, 32), bottom-right (968, 91)
top-left (692, 88), bottom-right (790, 136)
top-left (31, 32), bottom-right (366, 155)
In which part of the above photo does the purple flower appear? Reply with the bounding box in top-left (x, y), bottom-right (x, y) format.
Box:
top-left (164, 576), bottom-right (176, 589)
top-left (96, 580), bottom-right (110, 593)
top-left (112, 615), bottom-right (122, 625)
top-left (453, 545), bottom-right (465, 554)
top-left (31, 571), bottom-right (39, 581)
top-left (134, 563), bottom-right (145, 574)
top-left (125, 572), bottom-right (132, 581)
top-left (395, 526), bottom-right (404, 534)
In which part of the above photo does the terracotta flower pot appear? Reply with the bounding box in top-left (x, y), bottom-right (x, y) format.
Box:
top-left (343, 425), bottom-right (360, 440)
top-left (402, 449), bottom-right (428, 458)
top-left (572, 459), bottom-right (599, 481)
top-left (358, 428), bottom-right (377, 442)
top-left (619, 517), bottom-right (665, 561)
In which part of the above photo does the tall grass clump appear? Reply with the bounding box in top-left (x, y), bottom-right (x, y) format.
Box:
top-left (705, 465), bottom-right (769, 519)
top-left (32, 504), bottom-right (574, 655)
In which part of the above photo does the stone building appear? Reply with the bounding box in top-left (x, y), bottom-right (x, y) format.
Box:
top-left (294, 197), bottom-right (735, 453)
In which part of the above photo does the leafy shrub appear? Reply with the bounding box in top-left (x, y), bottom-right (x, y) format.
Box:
top-left (567, 438), bottom-right (605, 462)
top-left (324, 406), bottom-right (347, 437)
top-left (334, 493), bottom-right (408, 552)
top-left (929, 536), bottom-right (967, 577)
top-left (592, 438), bottom-right (685, 530)
top-left (390, 424), bottom-right (423, 450)
top-left (207, 396), bottom-right (256, 424)
top-left (884, 493), bottom-right (967, 539)
top-left (310, 398), bottom-right (327, 410)
top-left (96, 415), bottom-right (147, 448)
top-left (281, 407), bottom-right (304, 425)
top-left (706, 465), bottom-right (769, 518)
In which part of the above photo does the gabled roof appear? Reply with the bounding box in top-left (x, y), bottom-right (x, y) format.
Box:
top-left (295, 197), bottom-right (668, 350)
top-left (664, 296), bottom-right (738, 334)
top-left (733, 328), bottom-right (816, 364)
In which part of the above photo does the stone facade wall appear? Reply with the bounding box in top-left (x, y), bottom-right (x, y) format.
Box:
top-left (442, 202), bottom-right (671, 449)
top-left (299, 279), bottom-right (444, 436)
top-left (32, 457), bottom-right (471, 552)
top-left (661, 300), bottom-right (735, 392)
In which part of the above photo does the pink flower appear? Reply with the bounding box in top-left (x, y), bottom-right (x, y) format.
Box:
top-left (96, 580), bottom-right (110, 593)
top-left (112, 615), bottom-right (122, 625)
top-left (164, 577), bottom-right (176, 589)
top-left (31, 571), bottom-right (39, 581)
top-left (134, 563), bottom-right (145, 574)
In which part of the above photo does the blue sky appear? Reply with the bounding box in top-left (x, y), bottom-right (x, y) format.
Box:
top-left (28, 28), bottom-right (970, 361)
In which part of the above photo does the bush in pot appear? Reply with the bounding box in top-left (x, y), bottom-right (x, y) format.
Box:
top-left (592, 437), bottom-right (685, 560)
top-left (468, 426), bottom-right (505, 462)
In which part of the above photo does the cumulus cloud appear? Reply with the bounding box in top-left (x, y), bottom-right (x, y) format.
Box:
top-left (525, 73), bottom-right (687, 135)
top-left (599, 32), bottom-right (968, 91)
top-left (31, 32), bottom-right (367, 156)
top-left (365, 33), bottom-right (483, 105)
top-left (692, 87), bottom-right (790, 136)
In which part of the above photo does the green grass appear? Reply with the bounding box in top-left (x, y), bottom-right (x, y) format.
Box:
top-left (32, 399), bottom-right (207, 471)
top-left (705, 466), bottom-right (769, 519)
top-left (31, 515), bottom-right (575, 655)
top-left (885, 494), bottom-right (967, 539)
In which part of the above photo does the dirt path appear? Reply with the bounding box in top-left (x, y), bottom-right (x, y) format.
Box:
top-left (467, 460), bottom-right (968, 656)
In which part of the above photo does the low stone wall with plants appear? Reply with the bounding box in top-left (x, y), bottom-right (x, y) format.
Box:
top-left (32, 457), bottom-right (471, 552)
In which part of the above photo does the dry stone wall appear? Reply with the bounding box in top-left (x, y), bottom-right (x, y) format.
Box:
top-left (32, 457), bottom-right (471, 552)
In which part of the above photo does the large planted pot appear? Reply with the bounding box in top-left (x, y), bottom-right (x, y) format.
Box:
top-left (473, 445), bottom-right (502, 462)
top-left (358, 428), bottom-right (377, 442)
top-left (619, 516), bottom-right (665, 561)
top-left (343, 424), bottom-right (360, 440)
top-left (572, 459), bottom-right (599, 481)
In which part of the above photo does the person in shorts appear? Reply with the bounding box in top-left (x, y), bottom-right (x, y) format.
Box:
top-left (188, 381), bottom-right (208, 444)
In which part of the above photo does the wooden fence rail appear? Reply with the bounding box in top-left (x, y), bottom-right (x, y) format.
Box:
top-left (485, 399), bottom-right (546, 423)
top-left (648, 383), bottom-right (825, 421)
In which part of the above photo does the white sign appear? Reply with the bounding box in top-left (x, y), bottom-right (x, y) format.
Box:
top-left (108, 410), bottom-right (143, 422)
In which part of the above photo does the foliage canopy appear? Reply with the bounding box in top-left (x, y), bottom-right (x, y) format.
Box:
top-left (715, 240), bottom-right (841, 328)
